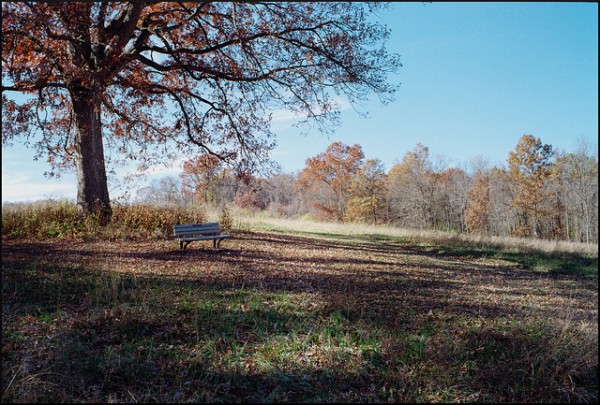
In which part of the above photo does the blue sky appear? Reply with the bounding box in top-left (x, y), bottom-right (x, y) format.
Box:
top-left (2, 2), bottom-right (598, 203)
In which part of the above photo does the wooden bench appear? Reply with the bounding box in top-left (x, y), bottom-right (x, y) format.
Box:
top-left (173, 222), bottom-right (230, 251)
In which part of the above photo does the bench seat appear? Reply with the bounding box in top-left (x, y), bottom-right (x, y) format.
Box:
top-left (174, 222), bottom-right (230, 250)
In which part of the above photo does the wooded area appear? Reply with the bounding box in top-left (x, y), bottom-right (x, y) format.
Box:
top-left (136, 134), bottom-right (599, 245)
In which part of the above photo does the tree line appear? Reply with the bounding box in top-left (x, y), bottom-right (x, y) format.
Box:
top-left (136, 134), bottom-right (598, 244)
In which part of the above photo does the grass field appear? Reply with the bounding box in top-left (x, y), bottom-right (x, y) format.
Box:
top-left (2, 215), bottom-right (598, 402)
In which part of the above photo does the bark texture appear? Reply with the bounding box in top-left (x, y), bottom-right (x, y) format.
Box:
top-left (72, 89), bottom-right (111, 223)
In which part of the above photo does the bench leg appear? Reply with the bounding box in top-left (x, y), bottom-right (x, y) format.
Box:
top-left (181, 241), bottom-right (191, 251)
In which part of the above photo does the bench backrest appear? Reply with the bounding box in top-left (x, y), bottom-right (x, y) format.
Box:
top-left (174, 222), bottom-right (222, 237)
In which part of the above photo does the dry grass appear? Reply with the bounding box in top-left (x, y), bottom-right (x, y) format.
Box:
top-left (1, 200), bottom-right (206, 240)
top-left (235, 214), bottom-right (599, 257)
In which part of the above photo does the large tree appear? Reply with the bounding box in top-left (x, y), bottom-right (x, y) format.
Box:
top-left (2, 2), bottom-right (399, 222)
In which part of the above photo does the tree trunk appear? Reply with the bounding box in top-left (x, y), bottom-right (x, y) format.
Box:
top-left (71, 88), bottom-right (112, 224)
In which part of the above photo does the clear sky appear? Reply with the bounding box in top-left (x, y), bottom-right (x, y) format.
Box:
top-left (2, 2), bottom-right (598, 203)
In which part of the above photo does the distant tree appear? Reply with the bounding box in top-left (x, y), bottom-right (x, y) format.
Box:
top-left (555, 139), bottom-right (598, 243)
top-left (507, 134), bottom-right (554, 238)
top-left (386, 143), bottom-right (434, 228)
top-left (298, 142), bottom-right (365, 221)
top-left (542, 154), bottom-right (567, 240)
top-left (2, 2), bottom-right (400, 222)
top-left (345, 158), bottom-right (387, 224)
top-left (436, 167), bottom-right (469, 232)
top-left (465, 171), bottom-right (491, 234)
top-left (233, 189), bottom-right (266, 212)
top-left (180, 154), bottom-right (225, 206)
top-left (262, 173), bottom-right (304, 217)
top-left (135, 176), bottom-right (187, 207)
top-left (487, 166), bottom-right (518, 237)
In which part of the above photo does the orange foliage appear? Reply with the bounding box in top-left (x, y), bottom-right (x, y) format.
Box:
top-left (298, 142), bottom-right (365, 221)
top-left (180, 154), bottom-right (226, 205)
top-left (465, 172), bottom-right (491, 234)
top-left (508, 135), bottom-right (554, 238)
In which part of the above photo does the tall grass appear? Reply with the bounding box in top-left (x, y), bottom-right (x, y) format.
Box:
top-left (236, 214), bottom-right (599, 258)
top-left (1, 200), bottom-right (206, 240)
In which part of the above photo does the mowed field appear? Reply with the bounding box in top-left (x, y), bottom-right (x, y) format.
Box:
top-left (2, 220), bottom-right (598, 403)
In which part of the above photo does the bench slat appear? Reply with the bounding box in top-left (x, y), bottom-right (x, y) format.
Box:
top-left (174, 221), bottom-right (219, 227)
top-left (174, 223), bottom-right (219, 230)
top-left (174, 223), bottom-right (220, 236)
top-left (175, 229), bottom-right (221, 235)
top-left (173, 222), bottom-right (229, 250)
top-left (178, 234), bottom-right (230, 242)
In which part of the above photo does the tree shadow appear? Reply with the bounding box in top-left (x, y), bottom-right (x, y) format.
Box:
top-left (2, 233), bottom-right (598, 402)
top-left (3, 233), bottom-right (597, 325)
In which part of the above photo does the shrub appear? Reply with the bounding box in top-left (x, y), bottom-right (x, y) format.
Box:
top-left (219, 206), bottom-right (234, 234)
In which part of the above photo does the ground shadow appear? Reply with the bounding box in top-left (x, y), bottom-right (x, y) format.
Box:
top-left (2, 233), bottom-right (598, 402)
